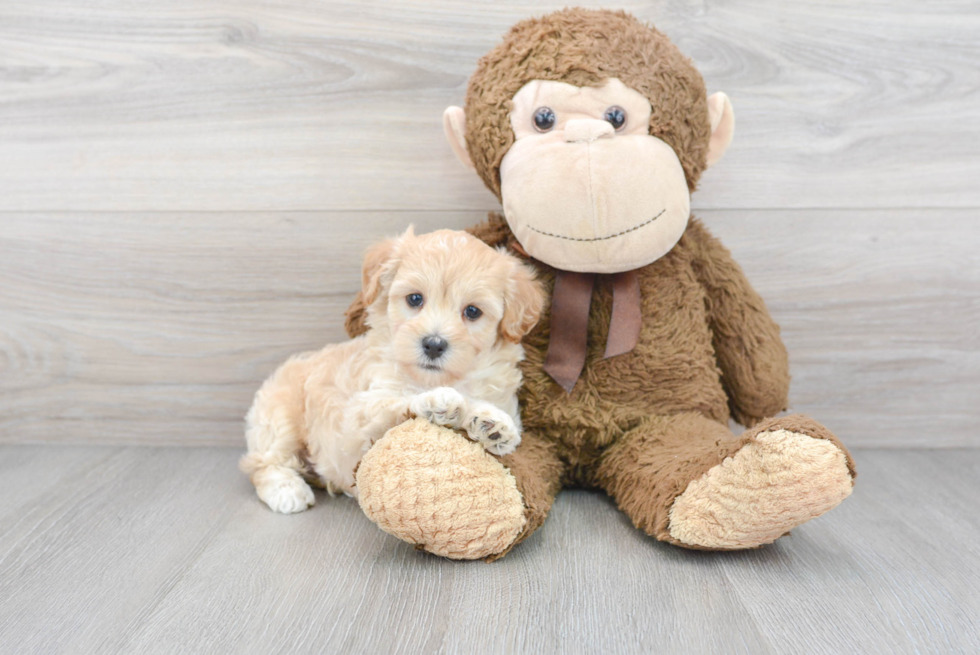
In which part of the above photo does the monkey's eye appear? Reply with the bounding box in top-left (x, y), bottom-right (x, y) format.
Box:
top-left (533, 107), bottom-right (556, 132)
top-left (603, 105), bottom-right (627, 131)
top-left (406, 293), bottom-right (424, 308)
top-left (464, 305), bottom-right (482, 320)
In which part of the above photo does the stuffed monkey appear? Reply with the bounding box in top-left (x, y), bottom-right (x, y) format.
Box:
top-left (347, 8), bottom-right (855, 560)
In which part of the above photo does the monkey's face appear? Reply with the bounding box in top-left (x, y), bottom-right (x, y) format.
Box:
top-left (498, 79), bottom-right (690, 273)
top-left (444, 72), bottom-right (733, 274)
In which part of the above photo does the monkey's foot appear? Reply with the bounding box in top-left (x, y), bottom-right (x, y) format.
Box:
top-left (667, 421), bottom-right (854, 549)
top-left (356, 418), bottom-right (526, 560)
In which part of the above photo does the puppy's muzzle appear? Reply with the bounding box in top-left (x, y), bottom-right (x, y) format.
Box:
top-left (421, 335), bottom-right (449, 361)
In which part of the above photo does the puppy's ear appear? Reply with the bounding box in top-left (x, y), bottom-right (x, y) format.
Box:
top-left (500, 259), bottom-right (546, 344)
top-left (362, 226), bottom-right (412, 306)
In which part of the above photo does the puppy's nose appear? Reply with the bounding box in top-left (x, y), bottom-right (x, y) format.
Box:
top-left (421, 335), bottom-right (448, 360)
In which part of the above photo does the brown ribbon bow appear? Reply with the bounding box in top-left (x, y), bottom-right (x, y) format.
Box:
top-left (543, 269), bottom-right (641, 393)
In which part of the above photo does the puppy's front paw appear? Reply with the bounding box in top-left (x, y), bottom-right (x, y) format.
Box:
top-left (410, 387), bottom-right (467, 428)
top-left (465, 403), bottom-right (521, 456)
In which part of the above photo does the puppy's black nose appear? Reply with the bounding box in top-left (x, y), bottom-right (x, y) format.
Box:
top-left (421, 335), bottom-right (448, 360)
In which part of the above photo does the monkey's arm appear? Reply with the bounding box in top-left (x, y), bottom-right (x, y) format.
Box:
top-left (684, 218), bottom-right (790, 427)
top-left (345, 213), bottom-right (513, 339)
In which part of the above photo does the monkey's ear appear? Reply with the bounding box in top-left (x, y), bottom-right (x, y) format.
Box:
top-left (362, 226), bottom-right (412, 306)
top-left (706, 92), bottom-right (735, 167)
top-left (443, 106), bottom-right (475, 170)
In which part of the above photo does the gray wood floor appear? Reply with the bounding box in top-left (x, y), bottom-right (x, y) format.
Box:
top-left (1, 445), bottom-right (977, 654)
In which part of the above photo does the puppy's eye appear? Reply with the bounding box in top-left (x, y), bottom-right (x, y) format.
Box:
top-left (406, 293), bottom-right (424, 308)
top-left (464, 305), bottom-right (482, 320)
top-left (533, 107), bottom-right (556, 132)
top-left (603, 105), bottom-right (627, 131)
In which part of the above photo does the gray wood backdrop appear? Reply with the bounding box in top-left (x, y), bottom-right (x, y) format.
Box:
top-left (1, 0), bottom-right (977, 448)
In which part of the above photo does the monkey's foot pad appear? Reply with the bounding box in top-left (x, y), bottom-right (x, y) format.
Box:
top-left (668, 429), bottom-right (854, 549)
top-left (356, 418), bottom-right (526, 560)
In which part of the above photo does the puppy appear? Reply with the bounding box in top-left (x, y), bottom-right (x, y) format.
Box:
top-left (240, 227), bottom-right (546, 514)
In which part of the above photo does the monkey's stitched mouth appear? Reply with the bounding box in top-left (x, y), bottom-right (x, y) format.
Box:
top-left (526, 209), bottom-right (665, 242)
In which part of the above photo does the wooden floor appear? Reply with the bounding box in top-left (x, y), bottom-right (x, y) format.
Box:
top-left (1, 445), bottom-right (977, 654)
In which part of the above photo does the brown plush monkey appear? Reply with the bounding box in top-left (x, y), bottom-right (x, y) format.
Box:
top-left (348, 8), bottom-right (856, 560)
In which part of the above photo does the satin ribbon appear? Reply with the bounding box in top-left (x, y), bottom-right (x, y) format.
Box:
top-left (542, 269), bottom-right (641, 393)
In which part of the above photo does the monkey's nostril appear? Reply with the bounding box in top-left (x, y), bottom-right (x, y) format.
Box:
top-left (564, 119), bottom-right (615, 143)
top-left (421, 335), bottom-right (449, 360)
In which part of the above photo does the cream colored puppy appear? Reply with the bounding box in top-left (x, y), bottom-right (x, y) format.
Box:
top-left (240, 227), bottom-right (546, 514)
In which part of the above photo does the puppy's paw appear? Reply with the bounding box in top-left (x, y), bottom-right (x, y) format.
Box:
top-left (257, 476), bottom-right (315, 514)
top-left (410, 387), bottom-right (467, 428)
top-left (465, 403), bottom-right (521, 456)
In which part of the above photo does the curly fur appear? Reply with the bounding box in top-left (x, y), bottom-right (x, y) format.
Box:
top-left (243, 228), bottom-right (545, 509)
top-left (348, 214), bottom-right (855, 558)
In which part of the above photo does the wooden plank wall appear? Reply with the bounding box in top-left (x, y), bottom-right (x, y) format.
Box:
top-left (1, 1), bottom-right (977, 447)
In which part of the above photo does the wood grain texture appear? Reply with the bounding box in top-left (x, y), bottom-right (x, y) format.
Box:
top-left (0, 0), bottom-right (977, 211)
top-left (707, 209), bottom-right (980, 448)
top-left (0, 446), bottom-right (977, 654)
top-left (2, 209), bottom-right (977, 448)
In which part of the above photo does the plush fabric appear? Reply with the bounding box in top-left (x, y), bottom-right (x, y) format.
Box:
top-left (498, 78), bottom-right (693, 274)
top-left (351, 215), bottom-right (855, 559)
top-left (463, 9), bottom-right (712, 197)
top-left (357, 418), bottom-right (526, 560)
top-left (667, 428), bottom-right (853, 549)
top-left (347, 8), bottom-right (855, 560)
